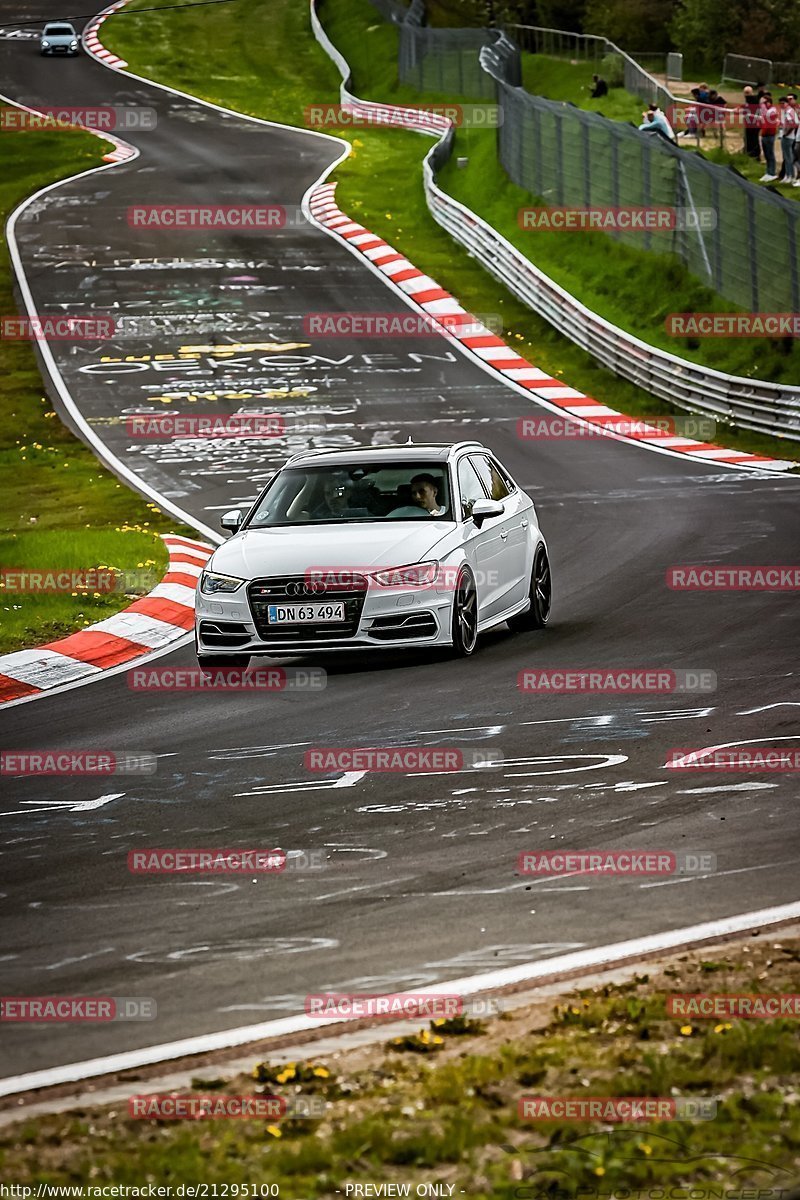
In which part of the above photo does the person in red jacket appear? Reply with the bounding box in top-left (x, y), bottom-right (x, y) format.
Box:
top-left (779, 94), bottom-right (799, 184)
top-left (758, 92), bottom-right (779, 180)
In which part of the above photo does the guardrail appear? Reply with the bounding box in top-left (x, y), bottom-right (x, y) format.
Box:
top-left (311, 0), bottom-right (800, 443)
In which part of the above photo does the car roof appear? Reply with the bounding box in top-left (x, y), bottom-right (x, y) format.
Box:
top-left (43, 20), bottom-right (75, 27)
top-left (285, 442), bottom-right (487, 468)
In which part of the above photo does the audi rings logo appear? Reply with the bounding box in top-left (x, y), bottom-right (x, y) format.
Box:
top-left (285, 580), bottom-right (326, 597)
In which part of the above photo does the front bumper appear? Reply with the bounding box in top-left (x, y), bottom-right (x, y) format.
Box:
top-left (195, 575), bottom-right (455, 655)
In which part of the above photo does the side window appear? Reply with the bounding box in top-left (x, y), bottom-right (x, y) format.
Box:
top-left (470, 454), bottom-right (512, 501)
top-left (457, 457), bottom-right (489, 519)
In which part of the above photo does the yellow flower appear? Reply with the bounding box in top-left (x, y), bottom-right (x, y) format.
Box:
top-left (312, 1066), bottom-right (329, 1078)
top-left (594, 1168), bottom-right (605, 1178)
top-left (570, 1006), bottom-right (581, 1014)
top-left (638, 1144), bottom-right (652, 1156)
top-left (679, 1024), bottom-right (693, 1036)
top-left (714, 1023), bottom-right (732, 1034)
top-left (432, 1018), bottom-right (446, 1026)
top-left (266, 1125), bottom-right (282, 1138)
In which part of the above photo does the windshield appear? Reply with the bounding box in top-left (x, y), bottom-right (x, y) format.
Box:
top-left (246, 462), bottom-right (453, 527)
top-left (45, 24), bottom-right (75, 34)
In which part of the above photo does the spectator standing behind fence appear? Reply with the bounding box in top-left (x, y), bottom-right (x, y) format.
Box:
top-left (742, 86), bottom-right (761, 159)
top-left (588, 73), bottom-right (608, 98)
top-left (758, 92), bottom-right (779, 180)
top-left (779, 95), bottom-right (799, 185)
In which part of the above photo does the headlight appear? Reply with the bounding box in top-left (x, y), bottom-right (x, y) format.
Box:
top-left (200, 571), bottom-right (244, 595)
top-left (41, 39), bottom-right (50, 46)
top-left (70, 39), bottom-right (78, 46)
top-left (370, 560), bottom-right (439, 587)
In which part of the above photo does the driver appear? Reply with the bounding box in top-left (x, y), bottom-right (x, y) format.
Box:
top-left (312, 474), bottom-right (351, 518)
top-left (410, 473), bottom-right (446, 517)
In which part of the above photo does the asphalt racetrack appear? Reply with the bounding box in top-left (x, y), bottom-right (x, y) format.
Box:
top-left (0, 3), bottom-right (798, 1083)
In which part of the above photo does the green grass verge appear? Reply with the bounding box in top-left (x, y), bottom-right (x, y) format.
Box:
top-left (0, 128), bottom-right (200, 653)
top-left (520, 55), bottom-right (644, 125)
top-left (1, 935), bottom-right (798, 1191)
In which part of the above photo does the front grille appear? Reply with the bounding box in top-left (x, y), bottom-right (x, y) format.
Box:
top-left (368, 613), bottom-right (438, 641)
top-left (248, 575), bottom-right (368, 641)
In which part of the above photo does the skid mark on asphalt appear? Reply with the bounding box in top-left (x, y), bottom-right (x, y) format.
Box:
top-left (126, 936), bottom-right (338, 964)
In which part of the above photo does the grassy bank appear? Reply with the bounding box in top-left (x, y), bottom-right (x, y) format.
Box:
top-left (0, 128), bottom-right (199, 653)
top-left (1, 934), bottom-right (798, 1191)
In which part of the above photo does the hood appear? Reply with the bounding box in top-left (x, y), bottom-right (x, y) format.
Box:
top-left (207, 521), bottom-right (457, 579)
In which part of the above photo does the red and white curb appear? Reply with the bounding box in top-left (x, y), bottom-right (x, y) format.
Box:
top-left (82, 0), bottom-right (129, 72)
top-left (308, 183), bottom-right (792, 471)
top-left (0, 536), bottom-right (211, 706)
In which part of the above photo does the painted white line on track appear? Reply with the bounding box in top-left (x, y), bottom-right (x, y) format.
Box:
top-left (1, 900), bottom-right (799, 1098)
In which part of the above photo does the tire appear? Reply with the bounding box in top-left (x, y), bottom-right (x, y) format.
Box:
top-left (508, 544), bottom-right (551, 632)
top-left (449, 567), bottom-right (478, 657)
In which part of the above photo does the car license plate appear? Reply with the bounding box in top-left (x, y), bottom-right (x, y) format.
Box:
top-left (267, 602), bottom-right (346, 624)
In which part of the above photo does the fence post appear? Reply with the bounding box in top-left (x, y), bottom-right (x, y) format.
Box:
top-left (711, 175), bottom-right (723, 293)
top-left (746, 192), bottom-right (759, 312)
top-left (788, 207), bottom-right (799, 314)
top-left (582, 118), bottom-right (591, 207)
top-left (641, 134), bottom-right (651, 252)
top-left (610, 128), bottom-right (619, 211)
top-left (554, 110), bottom-right (564, 204)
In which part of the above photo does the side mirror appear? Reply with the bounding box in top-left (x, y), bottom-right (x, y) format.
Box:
top-left (471, 498), bottom-right (504, 528)
top-left (220, 508), bottom-right (243, 533)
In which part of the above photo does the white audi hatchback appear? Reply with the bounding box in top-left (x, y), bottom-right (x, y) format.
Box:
top-left (195, 441), bottom-right (551, 663)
